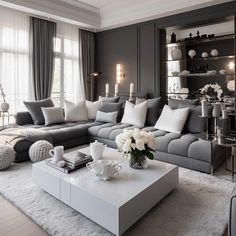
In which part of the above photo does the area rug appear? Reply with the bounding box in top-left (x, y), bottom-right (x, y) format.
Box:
top-left (0, 162), bottom-right (235, 236)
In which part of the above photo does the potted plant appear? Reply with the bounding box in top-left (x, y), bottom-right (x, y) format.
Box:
top-left (115, 129), bottom-right (157, 169)
top-left (0, 83), bottom-right (9, 112)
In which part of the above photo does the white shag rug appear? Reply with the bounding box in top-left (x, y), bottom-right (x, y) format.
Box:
top-left (0, 162), bottom-right (235, 236)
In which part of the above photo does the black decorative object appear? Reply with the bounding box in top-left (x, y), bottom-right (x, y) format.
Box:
top-left (201, 34), bottom-right (207, 39)
top-left (170, 32), bottom-right (176, 43)
top-left (208, 34), bottom-right (215, 39)
top-left (194, 31), bottom-right (201, 39)
top-left (196, 31), bottom-right (200, 39)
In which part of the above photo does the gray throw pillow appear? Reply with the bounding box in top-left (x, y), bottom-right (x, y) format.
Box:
top-left (98, 102), bottom-right (123, 122)
top-left (136, 97), bottom-right (162, 126)
top-left (168, 98), bottom-right (199, 109)
top-left (41, 107), bottom-right (65, 126)
top-left (178, 104), bottom-right (213, 133)
top-left (95, 111), bottom-right (118, 123)
top-left (98, 96), bottom-right (120, 103)
top-left (24, 98), bottom-right (54, 125)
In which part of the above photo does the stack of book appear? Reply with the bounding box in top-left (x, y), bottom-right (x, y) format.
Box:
top-left (45, 151), bottom-right (93, 174)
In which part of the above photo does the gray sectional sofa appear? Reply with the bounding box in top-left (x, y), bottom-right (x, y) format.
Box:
top-left (12, 108), bottom-right (224, 174)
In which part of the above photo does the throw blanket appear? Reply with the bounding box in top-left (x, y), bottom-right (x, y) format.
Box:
top-left (0, 126), bottom-right (52, 148)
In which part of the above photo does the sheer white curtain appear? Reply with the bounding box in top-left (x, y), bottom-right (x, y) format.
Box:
top-left (0, 7), bottom-right (30, 113)
top-left (53, 23), bottom-right (85, 104)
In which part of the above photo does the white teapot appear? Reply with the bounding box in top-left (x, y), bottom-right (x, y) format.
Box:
top-left (86, 160), bottom-right (121, 181)
top-left (90, 140), bottom-right (106, 160)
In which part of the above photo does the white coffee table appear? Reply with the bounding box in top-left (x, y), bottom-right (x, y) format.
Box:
top-left (32, 147), bottom-right (178, 235)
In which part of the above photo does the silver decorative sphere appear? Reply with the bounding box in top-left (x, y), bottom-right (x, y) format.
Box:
top-left (1, 102), bottom-right (9, 112)
top-left (29, 140), bottom-right (53, 163)
top-left (0, 145), bottom-right (15, 170)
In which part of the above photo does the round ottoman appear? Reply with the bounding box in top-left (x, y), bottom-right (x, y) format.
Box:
top-left (29, 140), bottom-right (53, 163)
top-left (0, 145), bottom-right (15, 170)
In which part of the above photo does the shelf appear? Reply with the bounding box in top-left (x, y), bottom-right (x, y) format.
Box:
top-left (160, 34), bottom-right (234, 47)
top-left (162, 73), bottom-right (235, 78)
top-left (161, 55), bottom-right (235, 62)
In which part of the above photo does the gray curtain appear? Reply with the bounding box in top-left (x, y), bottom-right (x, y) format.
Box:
top-left (30, 17), bottom-right (56, 101)
top-left (79, 29), bottom-right (96, 101)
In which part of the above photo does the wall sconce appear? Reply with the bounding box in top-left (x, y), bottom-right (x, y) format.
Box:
top-left (116, 64), bottom-right (125, 84)
top-left (228, 61), bottom-right (235, 70)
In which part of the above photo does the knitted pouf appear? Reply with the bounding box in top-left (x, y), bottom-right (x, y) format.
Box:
top-left (0, 145), bottom-right (15, 170)
top-left (29, 140), bottom-right (53, 163)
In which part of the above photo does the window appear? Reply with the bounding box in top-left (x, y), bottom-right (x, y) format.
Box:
top-left (51, 23), bottom-right (84, 106)
top-left (0, 7), bottom-right (30, 113)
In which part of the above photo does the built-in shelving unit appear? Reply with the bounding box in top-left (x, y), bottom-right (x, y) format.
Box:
top-left (160, 25), bottom-right (235, 99)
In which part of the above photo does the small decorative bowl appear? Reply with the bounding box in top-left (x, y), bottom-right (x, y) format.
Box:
top-left (219, 69), bottom-right (226, 75)
top-left (207, 70), bottom-right (217, 75)
top-left (180, 70), bottom-right (190, 76)
top-left (86, 160), bottom-right (121, 181)
top-left (171, 71), bottom-right (180, 76)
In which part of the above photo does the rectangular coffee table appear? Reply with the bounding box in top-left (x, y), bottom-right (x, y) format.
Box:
top-left (32, 147), bottom-right (178, 235)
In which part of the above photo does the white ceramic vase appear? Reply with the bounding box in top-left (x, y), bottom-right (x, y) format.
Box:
top-left (1, 102), bottom-right (9, 112)
top-left (171, 48), bottom-right (182, 60)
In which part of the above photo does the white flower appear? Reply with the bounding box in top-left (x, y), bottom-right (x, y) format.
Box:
top-left (132, 129), bottom-right (142, 140)
top-left (135, 139), bottom-right (145, 151)
top-left (115, 133), bottom-right (125, 149)
top-left (148, 139), bottom-right (157, 150)
top-left (122, 138), bottom-right (132, 152)
top-left (122, 129), bottom-right (133, 139)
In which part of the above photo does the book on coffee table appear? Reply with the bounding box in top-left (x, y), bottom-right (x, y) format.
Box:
top-left (45, 152), bottom-right (93, 174)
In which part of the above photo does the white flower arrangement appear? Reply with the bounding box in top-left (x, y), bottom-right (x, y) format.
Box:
top-left (0, 83), bottom-right (6, 103)
top-left (115, 128), bottom-right (157, 160)
top-left (200, 83), bottom-right (223, 101)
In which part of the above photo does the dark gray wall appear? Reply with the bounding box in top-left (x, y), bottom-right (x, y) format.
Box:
top-left (96, 1), bottom-right (236, 98)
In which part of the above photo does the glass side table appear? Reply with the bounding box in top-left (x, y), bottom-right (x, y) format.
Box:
top-left (211, 135), bottom-right (236, 181)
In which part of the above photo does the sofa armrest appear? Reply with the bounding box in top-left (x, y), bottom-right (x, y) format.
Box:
top-left (229, 188), bottom-right (236, 236)
top-left (15, 111), bottom-right (34, 125)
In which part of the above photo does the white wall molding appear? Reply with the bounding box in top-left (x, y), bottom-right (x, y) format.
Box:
top-left (0, 0), bottom-right (100, 29)
top-left (0, 0), bottom-right (234, 31)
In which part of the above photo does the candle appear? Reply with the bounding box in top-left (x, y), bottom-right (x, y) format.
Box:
top-left (115, 84), bottom-right (118, 94)
top-left (130, 83), bottom-right (134, 93)
top-left (201, 100), bottom-right (207, 117)
top-left (105, 83), bottom-right (109, 94)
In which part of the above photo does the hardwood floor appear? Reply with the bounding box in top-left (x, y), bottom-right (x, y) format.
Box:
top-left (0, 195), bottom-right (48, 236)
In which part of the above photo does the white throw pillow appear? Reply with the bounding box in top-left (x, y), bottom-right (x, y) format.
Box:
top-left (95, 111), bottom-right (118, 123)
top-left (64, 100), bottom-right (88, 122)
top-left (121, 101), bottom-right (148, 128)
top-left (41, 107), bottom-right (64, 126)
top-left (86, 101), bottom-right (101, 120)
top-left (154, 105), bottom-right (190, 133)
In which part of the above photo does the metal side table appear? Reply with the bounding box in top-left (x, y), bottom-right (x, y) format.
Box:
top-left (212, 136), bottom-right (236, 181)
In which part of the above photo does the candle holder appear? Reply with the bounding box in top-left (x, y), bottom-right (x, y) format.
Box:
top-left (129, 92), bottom-right (135, 102)
top-left (106, 93), bottom-right (109, 98)
top-left (114, 92), bottom-right (118, 97)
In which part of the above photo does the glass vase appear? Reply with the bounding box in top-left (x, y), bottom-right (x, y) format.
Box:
top-left (128, 153), bottom-right (148, 169)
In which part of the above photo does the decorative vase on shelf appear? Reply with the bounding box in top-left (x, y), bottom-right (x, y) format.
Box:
top-left (128, 153), bottom-right (148, 169)
top-left (1, 102), bottom-right (9, 112)
top-left (171, 48), bottom-right (182, 60)
top-left (188, 49), bottom-right (196, 59)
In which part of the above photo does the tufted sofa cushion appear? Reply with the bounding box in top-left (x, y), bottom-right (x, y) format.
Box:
top-left (88, 123), bottom-right (212, 162)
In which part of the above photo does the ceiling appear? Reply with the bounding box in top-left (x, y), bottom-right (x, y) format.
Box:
top-left (0, 0), bottom-right (234, 31)
top-left (76, 0), bottom-right (234, 30)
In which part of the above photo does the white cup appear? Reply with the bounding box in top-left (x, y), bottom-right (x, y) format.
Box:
top-left (49, 146), bottom-right (64, 163)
